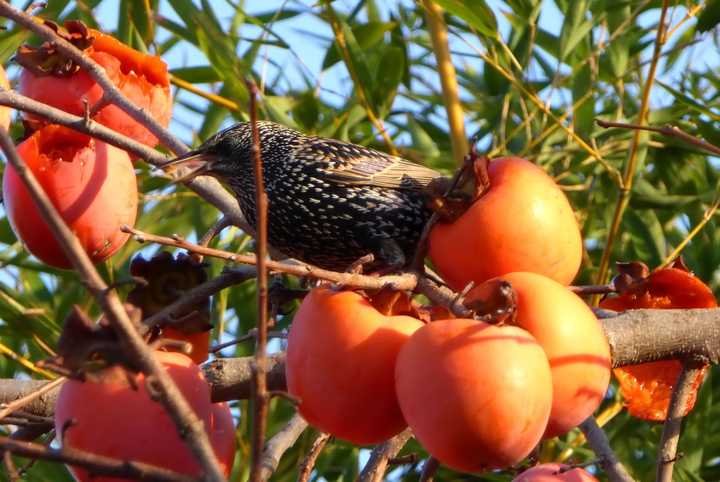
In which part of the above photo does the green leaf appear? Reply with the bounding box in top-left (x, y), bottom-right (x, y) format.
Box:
top-left (372, 46), bottom-right (405, 117)
top-left (322, 21), bottom-right (397, 70)
top-left (430, 0), bottom-right (498, 40)
top-left (698, 0), bottom-right (720, 32)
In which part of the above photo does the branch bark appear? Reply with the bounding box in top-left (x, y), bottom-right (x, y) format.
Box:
top-left (579, 417), bottom-right (635, 482)
top-left (357, 429), bottom-right (413, 482)
top-left (258, 413), bottom-right (309, 481)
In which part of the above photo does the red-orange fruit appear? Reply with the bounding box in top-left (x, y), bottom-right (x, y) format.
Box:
top-left (2, 125), bottom-right (137, 269)
top-left (162, 328), bottom-right (211, 365)
top-left (19, 28), bottom-right (171, 148)
top-left (0, 65), bottom-right (11, 131)
top-left (395, 318), bottom-right (553, 472)
top-left (467, 272), bottom-right (611, 438)
top-left (286, 288), bottom-right (423, 445)
top-left (513, 463), bottom-right (599, 482)
top-left (428, 157), bottom-right (582, 290)
top-left (209, 403), bottom-right (236, 477)
top-left (600, 267), bottom-right (717, 421)
top-left (54, 351), bottom-right (232, 481)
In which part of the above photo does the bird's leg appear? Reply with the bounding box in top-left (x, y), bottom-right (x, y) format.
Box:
top-left (372, 238), bottom-right (407, 276)
top-left (346, 253), bottom-right (376, 275)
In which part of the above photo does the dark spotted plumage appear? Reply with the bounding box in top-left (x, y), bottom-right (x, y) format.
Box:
top-left (166, 121), bottom-right (444, 271)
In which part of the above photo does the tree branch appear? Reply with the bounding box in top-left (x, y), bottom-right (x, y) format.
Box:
top-left (655, 361), bottom-right (705, 482)
top-left (579, 417), bottom-right (635, 482)
top-left (258, 413), bottom-right (309, 481)
top-left (298, 432), bottom-right (332, 482)
top-left (357, 429), bottom-right (413, 482)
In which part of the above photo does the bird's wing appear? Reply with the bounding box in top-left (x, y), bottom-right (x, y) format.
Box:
top-left (299, 138), bottom-right (443, 190)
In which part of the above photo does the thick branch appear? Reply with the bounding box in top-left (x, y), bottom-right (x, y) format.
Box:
top-left (357, 429), bottom-right (413, 482)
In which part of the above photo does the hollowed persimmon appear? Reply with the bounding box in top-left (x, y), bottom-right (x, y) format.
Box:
top-left (429, 157), bottom-right (582, 290)
top-left (286, 288), bottom-right (423, 445)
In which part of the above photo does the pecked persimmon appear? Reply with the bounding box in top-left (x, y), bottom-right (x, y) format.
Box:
top-left (286, 288), bottom-right (423, 445)
top-left (0, 65), bottom-right (11, 131)
top-left (428, 157), bottom-right (582, 290)
top-left (18, 23), bottom-right (171, 148)
top-left (513, 463), bottom-right (599, 482)
top-left (2, 124), bottom-right (137, 269)
top-left (467, 272), bottom-right (611, 438)
top-left (600, 266), bottom-right (717, 421)
top-left (395, 318), bottom-right (553, 472)
top-left (54, 351), bottom-right (231, 481)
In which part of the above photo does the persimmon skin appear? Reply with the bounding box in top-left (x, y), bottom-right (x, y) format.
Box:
top-left (513, 463), bottom-right (599, 482)
top-left (600, 267), bottom-right (717, 421)
top-left (19, 30), bottom-right (171, 148)
top-left (469, 272), bottom-right (611, 438)
top-left (0, 65), bottom-right (10, 131)
top-left (162, 328), bottom-right (211, 365)
top-left (209, 403), bottom-right (236, 477)
top-left (395, 318), bottom-right (553, 472)
top-left (55, 352), bottom-right (218, 481)
top-left (286, 288), bottom-right (423, 445)
top-left (428, 157), bottom-right (582, 290)
top-left (2, 125), bottom-right (137, 269)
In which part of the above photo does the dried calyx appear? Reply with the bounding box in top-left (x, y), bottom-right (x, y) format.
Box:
top-left (15, 20), bottom-right (94, 77)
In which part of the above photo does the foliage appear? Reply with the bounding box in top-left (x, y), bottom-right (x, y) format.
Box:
top-left (1, 0), bottom-right (720, 480)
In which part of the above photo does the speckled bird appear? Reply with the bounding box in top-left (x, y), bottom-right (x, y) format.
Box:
top-left (164, 121), bottom-right (444, 272)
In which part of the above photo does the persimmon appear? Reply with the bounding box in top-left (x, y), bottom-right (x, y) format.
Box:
top-left (395, 318), bottom-right (553, 472)
top-left (513, 463), bottom-right (599, 482)
top-left (0, 65), bottom-right (11, 131)
top-left (600, 266), bottom-right (717, 421)
top-left (467, 272), bottom-right (611, 438)
top-left (428, 157), bottom-right (582, 290)
top-left (54, 351), bottom-right (228, 481)
top-left (209, 403), bottom-right (236, 477)
top-left (2, 124), bottom-right (137, 269)
top-left (285, 288), bottom-right (423, 445)
top-left (18, 22), bottom-right (171, 148)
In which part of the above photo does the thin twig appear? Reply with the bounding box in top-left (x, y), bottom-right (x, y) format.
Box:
top-left (655, 360), bottom-right (705, 482)
top-left (0, 436), bottom-right (195, 482)
top-left (0, 129), bottom-right (225, 481)
top-left (248, 79), bottom-right (271, 482)
top-left (0, 378), bottom-right (64, 421)
top-left (596, 119), bottom-right (720, 157)
top-left (258, 413), bottom-right (309, 481)
top-left (357, 429), bottom-right (413, 482)
top-left (595, 0), bottom-right (672, 289)
top-left (579, 417), bottom-right (635, 482)
top-left (297, 433), bottom-right (332, 482)
top-left (122, 226), bottom-right (419, 291)
top-left (0, 2), bottom-right (186, 154)
top-left (419, 457), bottom-right (439, 482)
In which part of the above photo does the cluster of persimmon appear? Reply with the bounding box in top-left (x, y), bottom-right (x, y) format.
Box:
top-left (2, 21), bottom-right (171, 269)
top-left (287, 156), bottom-right (608, 478)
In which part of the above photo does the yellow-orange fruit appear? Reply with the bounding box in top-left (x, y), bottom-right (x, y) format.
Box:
top-left (286, 288), bottom-right (423, 445)
top-left (395, 318), bottom-right (553, 472)
top-left (429, 157), bottom-right (582, 289)
top-left (468, 272), bottom-right (611, 438)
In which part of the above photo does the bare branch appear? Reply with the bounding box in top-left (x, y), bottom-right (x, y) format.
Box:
top-left (596, 119), bottom-right (720, 157)
top-left (357, 429), bottom-right (413, 482)
top-left (579, 417), bottom-right (634, 482)
top-left (258, 413), bottom-right (309, 481)
top-left (0, 436), bottom-right (195, 482)
top-left (297, 432), bottom-right (332, 482)
top-left (205, 353), bottom-right (287, 403)
top-left (0, 378), bottom-right (64, 421)
top-left (655, 361), bottom-right (706, 482)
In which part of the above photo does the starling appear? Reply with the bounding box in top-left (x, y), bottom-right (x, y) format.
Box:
top-left (164, 121), bottom-right (444, 272)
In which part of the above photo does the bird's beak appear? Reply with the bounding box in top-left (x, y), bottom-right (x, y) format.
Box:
top-left (161, 150), bottom-right (219, 184)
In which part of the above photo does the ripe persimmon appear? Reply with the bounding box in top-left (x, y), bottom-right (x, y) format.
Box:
top-left (429, 157), bottom-right (582, 290)
top-left (600, 266), bottom-right (717, 421)
top-left (395, 318), bottom-right (553, 472)
top-left (54, 351), bottom-right (228, 481)
top-left (286, 288), bottom-right (423, 445)
top-left (467, 272), bottom-right (611, 438)
top-left (209, 403), bottom-right (236, 477)
top-left (2, 125), bottom-right (137, 269)
top-left (513, 463), bottom-right (599, 481)
top-left (18, 23), bottom-right (171, 148)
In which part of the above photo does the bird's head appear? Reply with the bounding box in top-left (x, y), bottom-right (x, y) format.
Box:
top-left (161, 123), bottom-right (258, 183)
